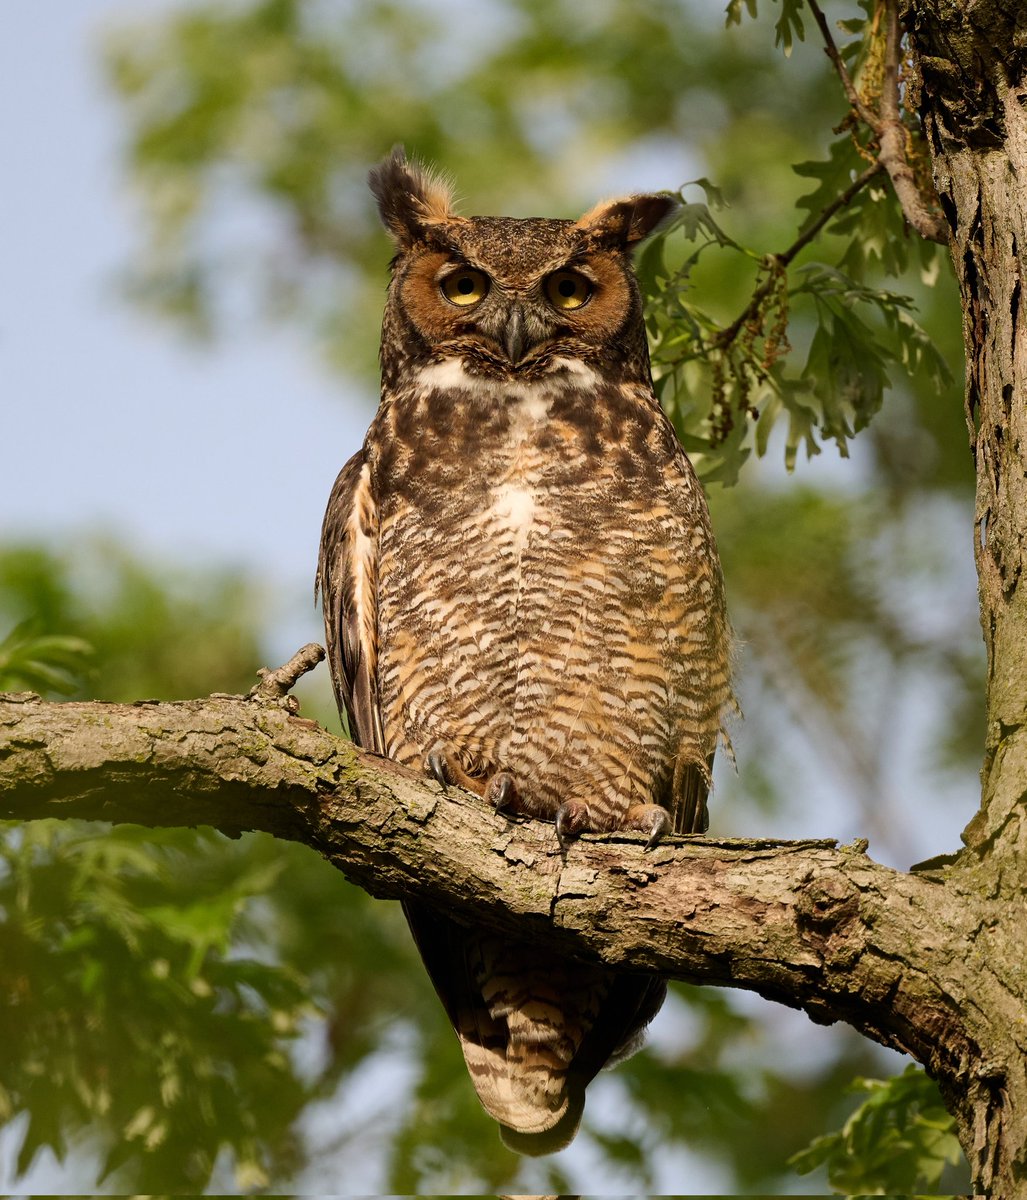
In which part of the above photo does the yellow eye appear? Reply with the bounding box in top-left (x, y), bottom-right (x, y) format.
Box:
top-left (440, 268), bottom-right (489, 307)
top-left (545, 270), bottom-right (593, 311)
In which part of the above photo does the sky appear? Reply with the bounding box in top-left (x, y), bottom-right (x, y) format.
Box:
top-left (1, 0), bottom-right (374, 663)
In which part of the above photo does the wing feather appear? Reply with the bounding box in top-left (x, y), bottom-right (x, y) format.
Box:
top-left (316, 452), bottom-right (384, 754)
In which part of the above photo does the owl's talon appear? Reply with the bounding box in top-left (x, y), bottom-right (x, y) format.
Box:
top-left (645, 810), bottom-right (671, 850)
top-left (555, 799), bottom-right (591, 849)
top-left (424, 742), bottom-right (491, 796)
top-left (624, 803), bottom-right (673, 850)
top-left (487, 771), bottom-right (516, 812)
top-left (425, 748), bottom-right (450, 789)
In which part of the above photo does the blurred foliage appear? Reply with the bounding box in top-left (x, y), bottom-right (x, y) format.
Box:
top-left (2, 0), bottom-right (986, 1191)
top-left (0, 538), bottom-right (263, 703)
top-left (101, 0), bottom-right (896, 379)
top-left (790, 1064), bottom-right (963, 1193)
top-left (104, 0), bottom-right (951, 485)
top-left (0, 621), bottom-right (92, 696)
top-left (0, 822), bottom-right (308, 1190)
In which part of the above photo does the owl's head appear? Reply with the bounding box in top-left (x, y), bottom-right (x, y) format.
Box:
top-left (369, 147), bottom-right (677, 386)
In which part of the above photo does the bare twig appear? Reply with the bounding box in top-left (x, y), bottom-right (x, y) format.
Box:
top-left (712, 160), bottom-right (884, 352)
top-left (251, 642), bottom-right (326, 702)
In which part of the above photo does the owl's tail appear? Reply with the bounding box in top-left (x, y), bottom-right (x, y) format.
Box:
top-left (403, 900), bottom-right (666, 1155)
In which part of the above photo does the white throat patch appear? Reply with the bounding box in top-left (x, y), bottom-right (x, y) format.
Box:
top-left (415, 356), bottom-right (599, 398)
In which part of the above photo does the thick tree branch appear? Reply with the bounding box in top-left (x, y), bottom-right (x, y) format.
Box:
top-left (0, 684), bottom-right (1009, 1135)
top-left (879, 0), bottom-right (949, 243)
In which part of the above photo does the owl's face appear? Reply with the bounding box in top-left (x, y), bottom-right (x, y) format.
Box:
top-left (370, 148), bottom-right (677, 384)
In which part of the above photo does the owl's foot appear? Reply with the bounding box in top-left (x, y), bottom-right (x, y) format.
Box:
top-left (424, 742), bottom-right (487, 796)
top-left (623, 803), bottom-right (672, 850)
top-left (555, 799), bottom-right (592, 849)
top-left (485, 771), bottom-right (517, 812)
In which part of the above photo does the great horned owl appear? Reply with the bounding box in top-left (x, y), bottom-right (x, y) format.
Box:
top-left (318, 147), bottom-right (732, 1154)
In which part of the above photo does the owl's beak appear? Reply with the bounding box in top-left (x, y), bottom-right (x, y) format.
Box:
top-left (503, 304), bottom-right (528, 365)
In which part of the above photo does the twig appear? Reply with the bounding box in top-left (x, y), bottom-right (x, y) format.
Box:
top-left (807, 0), bottom-right (881, 131)
top-left (712, 160), bottom-right (884, 351)
top-left (808, 0), bottom-right (947, 245)
top-left (250, 642), bottom-right (326, 703)
top-left (877, 0), bottom-right (947, 243)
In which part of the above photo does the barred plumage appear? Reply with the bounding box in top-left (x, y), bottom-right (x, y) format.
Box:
top-left (317, 147), bottom-right (733, 1153)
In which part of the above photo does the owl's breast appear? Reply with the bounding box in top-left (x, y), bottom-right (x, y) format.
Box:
top-left (370, 362), bottom-right (718, 796)
top-left (489, 482), bottom-right (537, 554)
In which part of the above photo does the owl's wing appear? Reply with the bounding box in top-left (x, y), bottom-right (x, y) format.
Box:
top-left (662, 441), bottom-right (734, 838)
top-left (672, 753), bottom-right (714, 835)
top-left (316, 451), bottom-right (385, 755)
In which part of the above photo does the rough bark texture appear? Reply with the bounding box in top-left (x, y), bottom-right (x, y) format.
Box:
top-left (0, 683), bottom-right (1017, 1194)
top-left (907, 0), bottom-right (1027, 1193)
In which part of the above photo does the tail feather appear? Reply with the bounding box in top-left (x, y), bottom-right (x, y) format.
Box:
top-left (403, 900), bottom-right (666, 1154)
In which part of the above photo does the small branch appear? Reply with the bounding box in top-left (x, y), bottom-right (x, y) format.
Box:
top-left (808, 0), bottom-right (947, 245)
top-left (878, 0), bottom-right (948, 243)
top-left (783, 161), bottom-right (886, 264)
top-left (250, 642), bottom-right (325, 703)
top-left (807, 0), bottom-right (881, 131)
top-left (712, 161), bottom-right (884, 351)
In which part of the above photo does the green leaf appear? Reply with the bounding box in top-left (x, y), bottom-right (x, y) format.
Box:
top-left (790, 1064), bottom-right (963, 1193)
top-left (684, 175), bottom-right (730, 210)
top-left (724, 0), bottom-right (758, 26)
top-left (673, 201), bottom-right (741, 250)
top-left (0, 620), bottom-right (92, 695)
top-left (794, 139), bottom-right (874, 242)
top-left (773, 0), bottom-right (806, 55)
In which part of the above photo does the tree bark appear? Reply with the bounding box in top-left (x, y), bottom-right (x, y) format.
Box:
top-left (0, 680), bottom-right (1015, 1193)
top-left (906, 0), bottom-right (1027, 1192)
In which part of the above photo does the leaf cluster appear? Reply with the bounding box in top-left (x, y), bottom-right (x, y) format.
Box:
top-left (640, 159), bottom-right (949, 484)
top-left (0, 821), bottom-right (310, 1190)
top-left (790, 1063), bottom-right (963, 1192)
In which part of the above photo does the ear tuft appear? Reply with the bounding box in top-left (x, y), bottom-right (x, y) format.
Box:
top-left (368, 145), bottom-right (459, 248)
top-left (575, 193), bottom-right (679, 249)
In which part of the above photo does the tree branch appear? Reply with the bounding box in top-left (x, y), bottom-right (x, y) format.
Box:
top-left (807, 0), bottom-right (948, 244)
top-left (807, 0), bottom-right (881, 130)
top-left (712, 161), bottom-right (884, 352)
top-left (879, 0), bottom-right (948, 243)
top-left (0, 686), bottom-right (994, 1093)
top-left (248, 641), bottom-right (326, 704)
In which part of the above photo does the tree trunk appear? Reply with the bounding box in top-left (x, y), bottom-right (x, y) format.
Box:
top-left (907, 0), bottom-right (1027, 1192)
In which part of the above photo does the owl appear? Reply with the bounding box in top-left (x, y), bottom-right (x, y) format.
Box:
top-left (317, 147), bottom-right (732, 1154)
